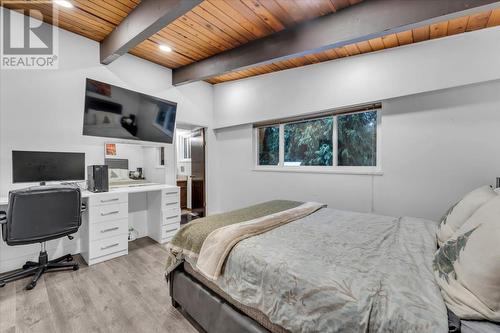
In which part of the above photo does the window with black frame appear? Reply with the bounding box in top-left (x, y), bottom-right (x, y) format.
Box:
top-left (255, 109), bottom-right (379, 171)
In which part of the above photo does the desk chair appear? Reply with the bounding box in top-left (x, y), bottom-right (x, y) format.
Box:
top-left (0, 186), bottom-right (84, 290)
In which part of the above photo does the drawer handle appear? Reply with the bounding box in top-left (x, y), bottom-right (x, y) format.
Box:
top-left (165, 192), bottom-right (177, 195)
top-left (101, 198), bottom-right (119, 203)
top-left (165, 228), bottom-right (177, 233)
top-left (166, 215), bottom-right (178, 220)
top-left (101, 211), bottom-right (119, 216)
top-left (101, 243), bottom-right (119, 250)
top-left (165, 202), bottom-right (178, 206)
top-left (101, 227), bottom-right (119, 233)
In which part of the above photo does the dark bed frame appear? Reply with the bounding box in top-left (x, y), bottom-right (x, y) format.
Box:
top-left (169, 265), bottom-right (271, 333)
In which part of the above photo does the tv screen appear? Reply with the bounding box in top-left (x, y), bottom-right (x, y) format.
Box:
top-left (83, 78), bottom-right (177, 144)
top-left (12, 151), bottom-right (85, 183)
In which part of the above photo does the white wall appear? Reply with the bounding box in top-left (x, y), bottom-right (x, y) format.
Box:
top-left (213, 26), bottom-right (500, 129)
top-left (210, 25), bottom-right (500, 218)
top-left (373, 81), bottom-right (500, 219)
top-left (211, 80), bottom-right (500, 220)
top-left (0, 8), bottom-right (214, 272)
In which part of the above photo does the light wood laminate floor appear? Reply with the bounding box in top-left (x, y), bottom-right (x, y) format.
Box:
top-left (0, 237), bottom-right (197, 333)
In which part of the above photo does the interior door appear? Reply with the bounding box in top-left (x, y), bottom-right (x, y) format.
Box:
top-left (190, 128), bottom-right (206, 217)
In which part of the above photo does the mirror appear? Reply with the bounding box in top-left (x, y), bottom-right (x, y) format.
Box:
top-left (104, 143), bottom-right (149, 188)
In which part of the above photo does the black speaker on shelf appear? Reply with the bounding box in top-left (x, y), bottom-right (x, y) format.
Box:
top-left (87, 165), bottom-right (108, 193)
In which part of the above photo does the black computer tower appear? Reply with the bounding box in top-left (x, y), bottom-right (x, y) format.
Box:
top-left (87, 165), bottom-right (108, 193)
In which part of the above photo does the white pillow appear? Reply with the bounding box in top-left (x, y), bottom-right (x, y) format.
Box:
top-left (434, 195), bottom-right (500, 321)
top-left (436, 186), bottom-right (497, 246)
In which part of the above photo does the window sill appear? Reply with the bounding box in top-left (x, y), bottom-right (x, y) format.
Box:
top-left (253, 166), bottom-right (383, 175)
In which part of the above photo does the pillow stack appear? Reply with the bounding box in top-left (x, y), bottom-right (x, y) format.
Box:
top-left (434, 186), bottom-right (500, 322)
top-left (436, 186), bottom-right (497, 246)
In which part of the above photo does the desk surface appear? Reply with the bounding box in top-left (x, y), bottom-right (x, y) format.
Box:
top-left (0, 183), bottom-right (178, 206)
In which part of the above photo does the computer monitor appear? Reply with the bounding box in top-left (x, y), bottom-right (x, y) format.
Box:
top-left (12, 151), bottom-right (85, 183)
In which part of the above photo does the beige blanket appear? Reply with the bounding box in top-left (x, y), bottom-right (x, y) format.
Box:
top-left (165, 200), bottom-right (304, 276)
top-left (196, 202), bottom-right (325, 280)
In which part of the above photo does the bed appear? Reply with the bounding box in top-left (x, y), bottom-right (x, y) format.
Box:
top-left (165, 200), bottom-right (498, 333)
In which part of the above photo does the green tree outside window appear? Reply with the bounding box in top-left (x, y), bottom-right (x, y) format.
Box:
top-left (337, 111), bottom-right (377, 166)
top-left (284, 117), bottom-right (333, 166)
top-left (258, 126), bottom-right (279, 165)
top-left (257, 111), bottom-right (378, 168)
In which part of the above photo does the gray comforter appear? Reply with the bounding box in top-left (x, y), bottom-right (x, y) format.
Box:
top-left (213, 208), bottom-right (448, 333)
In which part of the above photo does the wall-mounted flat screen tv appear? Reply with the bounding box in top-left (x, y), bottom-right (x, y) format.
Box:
top-left (83, 78), bottom-right (177, 144)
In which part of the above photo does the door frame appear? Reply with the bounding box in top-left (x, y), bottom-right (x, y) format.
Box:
top-left (175, 125), bottom-right (207, 217)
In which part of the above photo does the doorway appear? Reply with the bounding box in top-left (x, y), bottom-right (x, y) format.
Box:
top-left (176, 125), bottom-right (206, 224)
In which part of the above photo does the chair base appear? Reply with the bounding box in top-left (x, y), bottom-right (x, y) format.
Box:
top-left (0, 251), bottom-right (79, 290)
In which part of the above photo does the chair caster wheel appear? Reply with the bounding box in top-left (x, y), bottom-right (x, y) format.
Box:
top-left (26, 282), bottom-right (36, 290)
top-left (0, 280), bottom-right (5, 288)
top-left (73, 265), bottom-right (79, 271)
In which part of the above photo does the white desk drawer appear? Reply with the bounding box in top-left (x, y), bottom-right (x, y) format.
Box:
top-left (161, 228), bottom-right (178, 240)
top-left (91, 219), bottom-right (128, 241)
top-left (162, 189), bottom-right (179, 205)
top-left (162, 222), bottom-right (179, 234)
top-left (164, 205), bottom-right (180, 218)
top-left (90, 203), bottom-right (128, 223)
top-left (164, 201), bottom-right (179, 210)
top-left (163, 213), bottom-right (180, 226)
top-left (89, 193), bottom-right (128, 207)
top-left (90, 234), bottom-right (128, 259)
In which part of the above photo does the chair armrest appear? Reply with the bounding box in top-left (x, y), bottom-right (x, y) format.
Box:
top-left (0, 211), bottom-right (6, 224)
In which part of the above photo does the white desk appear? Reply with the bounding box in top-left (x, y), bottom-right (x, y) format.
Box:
top-left (0, 184), bottom-right (180, 267)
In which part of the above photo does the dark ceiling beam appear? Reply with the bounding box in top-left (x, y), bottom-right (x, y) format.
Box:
top-left (173, 0), bottom-right (500, 85)
top-left (100, 0), bottom-right (202, 65)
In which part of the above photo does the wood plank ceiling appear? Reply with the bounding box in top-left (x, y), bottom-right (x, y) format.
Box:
top-left (2, 1), bottom-right (500, 84)
top-left (128, 0), bottom-right (360, 69)
top-left (206, 7), bottom-right (500, 84)
top-left (1, 0), bottom-right (140, 41)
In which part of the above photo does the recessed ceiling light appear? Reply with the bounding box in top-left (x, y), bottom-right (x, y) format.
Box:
top-left (159, 44), bottom-right (172, 53)
top-left (54, 0), bottom-right (74, 8)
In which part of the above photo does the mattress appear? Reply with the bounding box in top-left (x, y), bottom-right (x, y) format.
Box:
top-left (184, 262), bottom-right (289, 333)
top-left (210, 208), bottom-right (448, 332)
top-left (181, 264), bottom-right (500, 333)
top-left (171, 203), bottom-right (500, 333)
